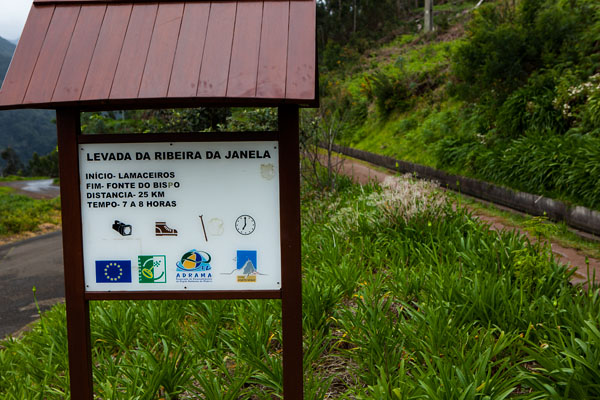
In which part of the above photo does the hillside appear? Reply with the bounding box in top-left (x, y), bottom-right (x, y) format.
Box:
top-left (321, 0), bottom-right (600, 210)
top-left (0, 36), bottom-right (56, 167)
top-left (0, 36), bottom-right (14, 86)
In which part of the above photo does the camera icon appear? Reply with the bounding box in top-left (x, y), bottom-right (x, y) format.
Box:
top-left (112, 220), bottom-right (132, 236)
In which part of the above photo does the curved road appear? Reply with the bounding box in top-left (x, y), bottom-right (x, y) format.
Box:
top-left (0, 231), bottom-right (64, 338)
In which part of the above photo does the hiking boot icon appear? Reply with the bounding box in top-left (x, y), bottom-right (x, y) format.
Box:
top-left (155, 222), bottom-right (178, 236)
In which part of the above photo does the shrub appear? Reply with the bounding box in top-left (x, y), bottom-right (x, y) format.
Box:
top-left (368, 72), bottom-right (414, 116)
top-left (496, 73), bottom-right (566, 138)
top-left (366, 68), bottom-right (443, 117)
top-left (554, 72), bottom-right (600, 133)
top-left (452, 4), bottom-right (535, 102)
top-left (226, 108), bottom-right (277, 132)
top-left (452, 0), bottom-right (597, 107)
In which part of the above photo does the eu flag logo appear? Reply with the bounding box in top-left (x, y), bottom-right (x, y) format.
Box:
top-left (96, 260), bottom-right (132, 283)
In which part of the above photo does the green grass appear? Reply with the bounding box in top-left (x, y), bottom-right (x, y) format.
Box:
top-left (0, 175), bottom-right (51, 182)
top-left (455, 193), bottom-right (600, 260)
top-left (1, 175), bottom-right (599, 398)
top-left (344, 100), bottom-right (465, 167)
top-left (0, 187), bottom-right (61, 236)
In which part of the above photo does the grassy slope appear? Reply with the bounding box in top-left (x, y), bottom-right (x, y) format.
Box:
top-left (327, 0), bottom-right (600, 210)
top-left (333, 28), bottom-right (469, 167)
top-left (0, 187), bottom-right (61, 237)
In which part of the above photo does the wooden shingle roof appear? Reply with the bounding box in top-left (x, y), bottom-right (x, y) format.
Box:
top-left (0, 0), bottom-right (317, 110)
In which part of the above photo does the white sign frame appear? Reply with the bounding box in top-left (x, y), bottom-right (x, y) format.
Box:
top-left (78, 140), bottom-right (281, 292)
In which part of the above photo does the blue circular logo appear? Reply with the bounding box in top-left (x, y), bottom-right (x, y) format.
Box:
top-left (176, 250), bottom-right (211, 272)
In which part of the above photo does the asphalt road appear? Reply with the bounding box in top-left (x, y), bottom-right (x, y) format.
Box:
top-left (0, 231), bottom-right (64, 339)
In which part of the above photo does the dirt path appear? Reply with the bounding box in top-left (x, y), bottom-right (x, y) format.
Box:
top-left (334, 156), bottom-right (600, 287)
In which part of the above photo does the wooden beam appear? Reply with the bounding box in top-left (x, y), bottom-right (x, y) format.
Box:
top-left (56, 109), bottom-right (94, 400)
top-left (278, 105), bottom-right (304, 400)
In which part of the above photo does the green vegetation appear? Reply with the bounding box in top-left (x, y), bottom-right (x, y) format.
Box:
top-left (0, 108), bottom-right (57, 170)
top-left (0, 187), bottom-right (60, 236)
top-left (322, 0), bottom-right (600, 210)
top-left (455, 193), bottom-right (600, 260)
top-left (2, 176), bottom-right (599, 398)
top-left (0, 147), bottom-right (23, 176)
top-left (80, 108), bottom-right (233, 134)
top-left (0, 176), bottom-right (53, 182)
top-left (26, 147), bottom-right (59, 178)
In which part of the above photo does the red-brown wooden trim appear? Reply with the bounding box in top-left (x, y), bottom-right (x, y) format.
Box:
top-left (57, 109), bottom-right (94, 399)
top-left (77, 131), bottom-right (278, 143)
top-left (167, 2), bottom-right (211, 97)
top-left (138, 2), bottom-right (185, 98)
top-left (85, 290), bottom-right (282, 300)
top-left (226, 1), bottom-right (263, 97)
top-left (109, 3), bottom-right (158, 99)
top-left (278, 105), bottom-right (303, 399)
top-left (256, 1), bottom-right (289, 98)
top-left (23, 5), bottom-right (81, 104)
top-left (80, 4), bottom-right (133, 101)
top-left (286, 0), bottom-right (316, 100)
top-left (197, 1), bottom-right (237, 97)
top-left (53, 4), bottom-right (107, 102)
top-left (0, 5), bottom-right (54, 106)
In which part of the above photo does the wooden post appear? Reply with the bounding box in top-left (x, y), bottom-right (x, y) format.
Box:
top-left (278, 105), bottom-right (304, 399)
top-left (56, 109), bottom-right (94, 399)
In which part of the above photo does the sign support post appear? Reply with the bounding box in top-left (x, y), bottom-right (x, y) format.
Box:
top-left (56, 109), bottom-right (94, 399)
top-left (278, 105), bottom-right (303, 399)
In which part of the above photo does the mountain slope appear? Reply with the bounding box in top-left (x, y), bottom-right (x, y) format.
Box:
top-left (0, 36), bottom-right (56, 166)
top-left (0, 36), bottom-right (15, 86)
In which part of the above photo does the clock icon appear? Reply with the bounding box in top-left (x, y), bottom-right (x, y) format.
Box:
top-left (235, 215), bottom-right (256, 235)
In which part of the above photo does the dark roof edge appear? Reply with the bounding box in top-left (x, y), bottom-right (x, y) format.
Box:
top-left (34, 0), bottom-right (313, 4)
top-left (0, 96), bottom-right (319, 112)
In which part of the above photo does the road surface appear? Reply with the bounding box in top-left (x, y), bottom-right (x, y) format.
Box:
top-left (0, 179), bottom-right (60, 199)
top-left (0, 231), bottom-right (64, 338)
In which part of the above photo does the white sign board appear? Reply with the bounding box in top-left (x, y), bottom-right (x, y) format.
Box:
top-left (79, 141), bottom-right (281, 292)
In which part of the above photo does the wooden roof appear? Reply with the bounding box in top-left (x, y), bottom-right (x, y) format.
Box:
top-left (0, 0), bottom-right (317, 110)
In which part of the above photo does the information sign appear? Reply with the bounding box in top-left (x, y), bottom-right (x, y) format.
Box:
top-left (79, 141), bottom-right (281, 292)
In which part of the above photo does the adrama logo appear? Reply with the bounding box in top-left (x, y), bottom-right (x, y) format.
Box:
top-left (176, 249), bottom-right (213, 283)
top-left (176, 250), bottom-right (211, 272)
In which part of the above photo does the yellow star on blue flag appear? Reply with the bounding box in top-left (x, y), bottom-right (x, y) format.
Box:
top-left (95, 260), bottom-right (132, 283)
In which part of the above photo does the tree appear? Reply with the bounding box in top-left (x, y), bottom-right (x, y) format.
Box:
top-left (424, 0), bottom-right (434, 32)
top-left (1, 146), bottom-right (24, 176)
top-left (27, 147), bottom-right (59, 177)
